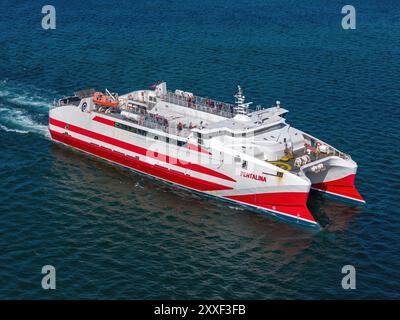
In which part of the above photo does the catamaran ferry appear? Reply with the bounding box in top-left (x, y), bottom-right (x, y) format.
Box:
top-left (49, 82), bottom-right (365, 227)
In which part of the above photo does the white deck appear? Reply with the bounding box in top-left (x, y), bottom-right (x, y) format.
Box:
top-left (56, 81), bottom-right (351, 172)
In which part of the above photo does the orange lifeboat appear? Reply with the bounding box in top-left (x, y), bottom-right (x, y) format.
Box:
top-left (93, 92), bottom-right (119, 108)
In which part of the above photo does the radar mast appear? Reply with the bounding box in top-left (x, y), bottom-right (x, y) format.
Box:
top-left (234, 85), bottom-right (252, 115)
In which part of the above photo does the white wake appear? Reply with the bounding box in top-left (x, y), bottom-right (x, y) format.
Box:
top-left (0, 81), bottom-right (52, 138)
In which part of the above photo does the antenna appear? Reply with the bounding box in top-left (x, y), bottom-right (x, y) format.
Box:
top-left (234, 85), bottom-right (252, 115)
top-left (105, 88), bottom-right (117, 101)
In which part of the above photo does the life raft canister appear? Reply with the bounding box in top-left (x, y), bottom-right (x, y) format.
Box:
top-left (93, 92), bottom-right (119, 108)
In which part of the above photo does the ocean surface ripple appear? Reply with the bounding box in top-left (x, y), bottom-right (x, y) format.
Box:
top-left (0, 0), bottom-right (399, 299)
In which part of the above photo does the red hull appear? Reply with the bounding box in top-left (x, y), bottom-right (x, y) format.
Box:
top-left (312, 174), bottom-right (364, 203)
top-left (49, 129), bottom-right (232, 192)
top-left (49, 128), bottom-right (318, 226)
top-left (224, 192), bottom-right (315, 223)
top-left (49, 117), bottom-right (236, 183)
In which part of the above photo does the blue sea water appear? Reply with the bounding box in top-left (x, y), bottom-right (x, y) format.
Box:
top-left (0, 0), bottom-right (399, 299)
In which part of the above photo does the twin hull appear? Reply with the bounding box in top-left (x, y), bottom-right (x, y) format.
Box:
top-left (49, 105), bottom-right (360, 227)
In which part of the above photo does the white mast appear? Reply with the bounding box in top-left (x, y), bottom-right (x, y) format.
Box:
top-left (234, 85), bottom-right (252, 115)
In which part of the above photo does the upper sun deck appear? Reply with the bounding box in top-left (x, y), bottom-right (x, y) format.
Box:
top-left (55, 82), bottom-right (290, 140)
top-left (52, 82), bottom-right (352, 175)
top-left (200, 106), bottom-right (289, 135)
top-left (118, 82), bottom-right (289, 136)
top-left (160, 91), bottom-right (236, 119)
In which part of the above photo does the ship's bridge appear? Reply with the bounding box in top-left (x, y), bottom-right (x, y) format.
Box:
top-left (196, 105), bottom-right (289, 138)
top-left (192, 104), bottom-right (306, 163)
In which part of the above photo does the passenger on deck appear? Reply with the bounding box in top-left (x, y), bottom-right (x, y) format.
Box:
top-left (177, 122), bottom-right (183, 131)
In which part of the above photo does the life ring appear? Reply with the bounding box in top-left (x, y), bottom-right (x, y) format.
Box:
top-left (269, 161), bottom-right (292, 171)
top-left (81, 102), bottom-right (87, 112)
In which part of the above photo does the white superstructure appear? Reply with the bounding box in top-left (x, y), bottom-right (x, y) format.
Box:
top-left (49, 82), bottom-right (365, 227)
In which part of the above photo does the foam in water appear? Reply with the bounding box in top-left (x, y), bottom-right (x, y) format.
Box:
top-left (0, 81), bottom-right (51, 138)
top-left (0, 124), bottom-right (29, 134)
top-left (1, 108), bottom-right (49, 137)
top-left (228, 206), bottom-right (245, 211)
top-left (0, 89), bottom-right (52, 109)
top-left (8, 96), bottom-right (53, 109)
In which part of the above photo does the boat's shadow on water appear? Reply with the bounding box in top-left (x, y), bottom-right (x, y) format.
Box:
top-left (50, 144), bottom-right (363, 259)
top-left (308, 191), bottom-right (364, 232)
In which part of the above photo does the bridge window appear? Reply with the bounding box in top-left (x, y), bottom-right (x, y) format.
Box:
top-left (114, 121), bottom-right (187, 147)
top-left (114, 122), bottom-right (147, 136)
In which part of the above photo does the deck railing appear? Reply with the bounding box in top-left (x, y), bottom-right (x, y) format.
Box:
top-left (137, 118), bottom-right (191, 137)
top-left (161, 92), bottom-right (235, 118)
top-left (95, 106), bottom-right (192, 138)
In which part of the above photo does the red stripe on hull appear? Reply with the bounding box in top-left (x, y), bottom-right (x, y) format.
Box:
top-left (94, 117), bottom-right (212, 154)
top-left (311, 174), bottom-right (364, 202)
top-left (49, 117), bottom-right (235, 182)
top-left (186, 143), bottom-right (212, 155)
top-left (93, 116), bottom-right (115, 126)
top-left (224, 192), bottom-right (316, 223)
top-left (49, 129), bottom-right (233, 192)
